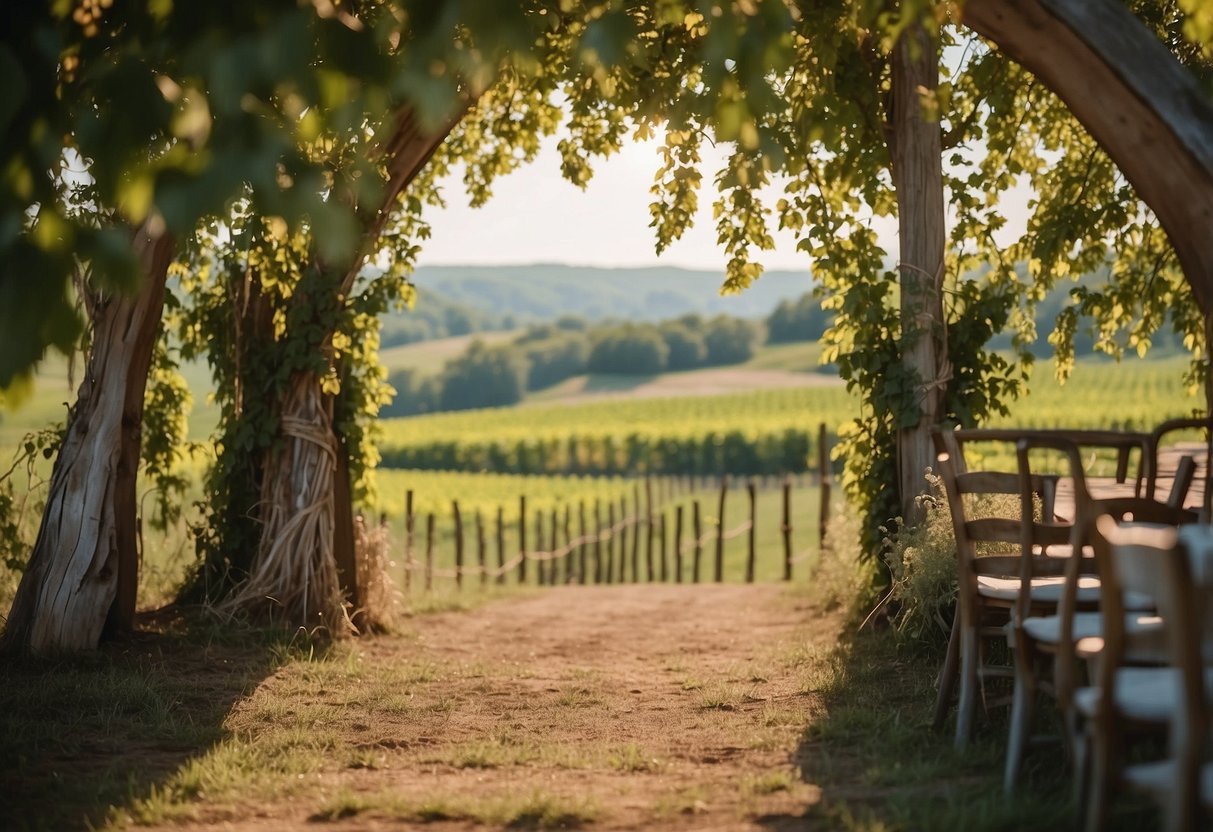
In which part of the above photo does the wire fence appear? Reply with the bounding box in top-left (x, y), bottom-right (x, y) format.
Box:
top-left (393, 425), bottom-right (834, 592)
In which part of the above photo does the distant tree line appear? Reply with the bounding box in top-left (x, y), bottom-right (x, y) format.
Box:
top-left (383, 310), bottom-right (804, 416)
top-left (379, 291), bottom-right (516, 348)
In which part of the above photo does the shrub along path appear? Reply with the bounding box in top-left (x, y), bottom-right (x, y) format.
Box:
top-left (115, 584), bottom-right (838, 831)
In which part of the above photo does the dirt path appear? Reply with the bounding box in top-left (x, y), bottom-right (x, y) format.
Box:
top-left (147, 584), bottom-right (841, 831)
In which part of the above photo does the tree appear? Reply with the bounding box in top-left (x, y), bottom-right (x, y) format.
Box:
top-left (703, 316), bottom-right (758, 366)
top-left (439, 341), bottom-right (527, 411)
top-left (766, 295), bottom-right (829, 344)
top-left (588, 325), bottom-right (670, 374)
top-left (660, 322), bottom-right (708, 369)
top-left (522, 334), bottom-right (590, 390)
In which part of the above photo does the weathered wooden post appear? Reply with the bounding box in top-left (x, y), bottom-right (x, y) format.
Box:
top-left (404, 489), bottom-right (414, 593)
top-left (674, 505), bottom-right (684, 583)
top-left (476, 510), bottom-right (487, 587)
top-left (578, 501), bottom-right (588, 585)
top-left (425, 512), bottom-right (435, 592)
top-left (496, 505), bottom-right (506, 586)
top-left (519, 495), bottom-right (528, 585)
top-left (818, 423), bottom-right (831, 551)
top-left (452, 501), bottom-right (464, 590)
top-left (606, 501), bottom-right (616, 584)
top-left (549, 507), bottom-right (560, 585)
top-left (536, 510), bottom-right (546, 586)
top-left (645, 477), bottom-right (655, 581)
top-left (619, 495), bottom-right (629, 583)
top-left (659, 511), bottom-right (668, 582)
top-left (632, 482), bottom-right (642, 581)
top-left (782, 476), bottom-right (793, 581)
top-left (692, 500), bottom-right (703, 584)
top-left (715, 476), bottom-right (728, 583)
top-left (746, 478), bottom-right (757, 583)
top-left (562, 505), bottom-right (573, 585)
top-left (594, 499), bottom-right (604, 584)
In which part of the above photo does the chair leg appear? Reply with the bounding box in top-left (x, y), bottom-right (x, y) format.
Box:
top-left (955, 623), bottom-right (979, 748)
top-left (933, 611), bottom-right (961, 732)
top-left (1071, 727), bottom-right (1091, 827)
top-left (1084, 728), bottom-right (1113, 832)
top-left (1005, 627), bottom-right (1038, 794)
top-left (1004, 669), bottom-right (1035, 793)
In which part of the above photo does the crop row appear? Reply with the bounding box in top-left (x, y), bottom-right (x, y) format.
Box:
top-left (375, 356), bottom-right (1201, 476)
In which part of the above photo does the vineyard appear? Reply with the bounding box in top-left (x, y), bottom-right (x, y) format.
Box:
top-left (377, 355), bottom-right (1200, 476)
top-left (378, 387), bottom-right (856, 475)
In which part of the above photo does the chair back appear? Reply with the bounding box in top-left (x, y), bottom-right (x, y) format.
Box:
top-left (1147, 417), bottom-right (1213, 511)
top-left (933, 430), bottom-right (1067, 628)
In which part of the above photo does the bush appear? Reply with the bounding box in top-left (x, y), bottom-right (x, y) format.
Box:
top-left (765, 293), bottom-right (830, 344)
top-left (438, 340), bottom-right (527, 411)
top-left (659, 322), bottom-right (707, 370)
top-left (382, 368), bottom-right (440, 417)
top-left (523, 334), bottom-right (589, 390)
top-left (881, 473), bottom-right (957, 643)
top-left (587, 325), bottom-right (669, 374)
top-left (703, 316), bottom-right (757, 365)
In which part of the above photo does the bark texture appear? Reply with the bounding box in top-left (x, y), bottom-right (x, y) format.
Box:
top-left (890, 23), bottom-right (949, 522)
top-left (963, 0), bottom-right (1213, 313)
top-left (4, 223), bottom-right (173, 652)
top-left (226, 103), bottom-right (469, 630)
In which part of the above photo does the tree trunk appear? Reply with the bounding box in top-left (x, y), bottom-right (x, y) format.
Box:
top-left (222, 373), bottom-right (349, 632)
top-left (3, 223), bottom-right (172, 652)
top-left (227, 103), bottom-right (470, 629)
top-left (890, 23), bottom-right (948, 523)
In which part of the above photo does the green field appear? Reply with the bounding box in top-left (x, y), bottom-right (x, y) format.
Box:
top-left (376, 353), bottom-right (1201, 475)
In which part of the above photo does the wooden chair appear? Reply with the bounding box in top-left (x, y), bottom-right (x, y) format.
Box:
top-left (931, 429), bottom-right (1078, 749)
top-left (1014, 488), bottom-right (1196, 796)
top-left (1003, 435), bottom-right (1095, 793)
top-left (1075, 518), bottom-right (1213, 831)
top-left (1114, 523), bottom-right (1213, 832)
top-left (1146, 416), bottom-right (1213, 511)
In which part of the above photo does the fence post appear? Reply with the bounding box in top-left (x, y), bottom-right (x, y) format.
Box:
top-left (674, 505), bottom-right (684, 583)
top-left (536, 510), bottom-right (546, 586)
top-left (563, 505), bottom-right (573, 585)
top-left (645, 477), bottom-right (655, 581)
top-left (549, 507), bottom-right (560, 585)
top-left (606, 501), bottom-right (616, 584)
top-left (632, 483), bottom-right (642, 581)
top-left (578, 501), bottom-right (588, 585)
top-left (692, 500), bottom-right (703, 583)
top-left (746, 479), bottom-right (757, 583)
top-left (618, 496), bottom-right (628, 583)
top-left (476, 510), bottom-right (487, 587)
top-left (404, 489), bottom-right (414, 594)
top-left (425, 512), bottom-right (435, 592)
top-left (659, 511), bottom-right (668, 582)
top-left (453, 501), bottom-right (464, 590)
top-left (519, 495), bottom-right (528, 585)
top-left (496, 505), bottom-right (506, 586)
top-left (818, 423), bottom-right (831, 551)
top-left (715, 476), bottom-right (728, 583)
top-left (782, 476), bottom-right (793, 581)
top-left (594, 499), bottom-right (603, 584)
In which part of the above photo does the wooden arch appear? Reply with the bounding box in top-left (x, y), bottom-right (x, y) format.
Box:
top-left (962, 0), bottom-right (1213, 314)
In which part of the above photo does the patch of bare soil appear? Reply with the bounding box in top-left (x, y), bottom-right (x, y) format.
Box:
top-left (147, 584), bottom-right (842, 831)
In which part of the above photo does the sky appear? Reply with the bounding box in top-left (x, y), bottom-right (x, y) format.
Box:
top-left (412, 128), bottom-right (1029, 274)
top-left (413, 131), bottom-right (880, 273)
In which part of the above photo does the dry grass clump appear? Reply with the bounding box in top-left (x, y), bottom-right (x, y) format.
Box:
top-left (353, 515), bottom-right (403, 634)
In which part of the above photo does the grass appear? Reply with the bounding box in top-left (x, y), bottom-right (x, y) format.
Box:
top-left (311, 788), bottom-right (598, 828)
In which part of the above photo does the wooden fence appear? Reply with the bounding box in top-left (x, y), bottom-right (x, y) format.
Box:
top-left (399, 425), bottom-right (834, 591)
